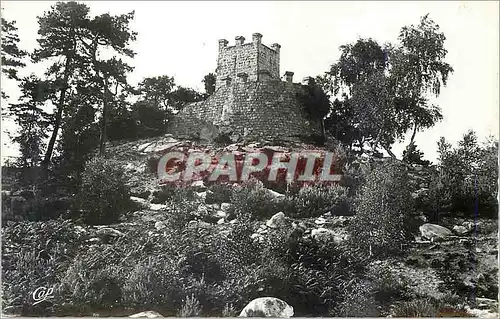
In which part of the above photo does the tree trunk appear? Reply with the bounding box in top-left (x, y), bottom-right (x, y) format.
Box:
top-left (407, 122), bottom-right (418, 149)
top-left (320, 118), bottom-right (326, 145)
top-left (99, 77), bottom-right (109, 155)
top-left (384, 145), bottom-right (397, 159)
top-left (42, 56), bottom-right (72, 169)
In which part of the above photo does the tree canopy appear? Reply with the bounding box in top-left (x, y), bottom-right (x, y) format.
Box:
top-left (320, 14), bottom-right (453, 158)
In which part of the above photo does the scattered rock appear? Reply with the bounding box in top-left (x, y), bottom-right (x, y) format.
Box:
top-left (311, 227), bottom-right (331, 237)
top-left (462, 221), bottom-right (475, 232)
top-left (137, 142), bottom-right (153, 153)
top-left (419, 223), bottom-right (453, 242)
top-left (310, 227), bottom-right (345, 244)
top-left (130, 196), bottom-right (148, 206)
top-left (215, 210), bottom-right (227, 218)
top-left (154, 221), bottom-right (166, 230)
top-left (190, 180), bottom-right (207, 191)
top-left (195, 191), bottom-right (207, 200)
top-left (263, 146), bottom-right (289, 153)
top-left (322, 211), bottom-right (332, 218)
top-left (465, 306), bottom-right (498, 319)
top-left (266, 212), bottom-right (286, 229)
top-left (129, 310), bottom-right (164, 318)
top-left (314, 217), bottom-right (327, 225)
top-left (195, 204), bottom-right (208, 216)
top-left (150, 203), bottom-right (167, 211)
top-left (476, 297), bottom-right (498, 310)
top-left (96, 227), bottom-right (124, 237)
top-left (453, 225), bottom-right (469, 235)
top-left (257, 225), bottom-right (268, 234)
top-left (225, 143), bottom-right (240, 151)
top-left (266, 189), bottom-right (285, 198)
top-left (187, 220), bottom-right (211, 229)
top-left (143, 141), bottom-right (181, 153)
top-left (74, 225), bottom-right (87, 234)
top-left (250, 233), bottom-right (264, 243)
top-left (239, 297), bottom-right (294, 317)
top-left (209, 203), bottom-right (221, 210)
top-left (221, 202), bottom-right (232, 212)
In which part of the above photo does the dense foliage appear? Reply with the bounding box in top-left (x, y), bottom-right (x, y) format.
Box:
top-left (347, 161), bottom-right (415, 258)
top-left (75, 157), bottom-right (133, 224)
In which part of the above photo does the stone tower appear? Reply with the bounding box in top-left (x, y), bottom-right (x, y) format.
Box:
top-left (166, 33), bottom-right (324, 144)
top-left (215, 33), bottom-right (281, 89)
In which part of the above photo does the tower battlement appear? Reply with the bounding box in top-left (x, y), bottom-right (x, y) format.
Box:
top-left (216, 33), bottom-right (281, 89)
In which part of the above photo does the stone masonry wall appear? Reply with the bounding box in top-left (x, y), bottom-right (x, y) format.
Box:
top-left (166, 80), bottom-right (323, 143)
top-left (216, 37), bottom-right (280, 90)
top-left (258, 45), bottom-right (279, 79)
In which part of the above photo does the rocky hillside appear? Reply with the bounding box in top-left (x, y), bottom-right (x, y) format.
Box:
top-left (1, 134), bottom-right (498, 317)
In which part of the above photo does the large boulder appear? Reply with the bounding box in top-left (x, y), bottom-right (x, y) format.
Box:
top-left (266, 212), bottom-right (286, 229)
top-left (239, 297), bottom-right (294, 317)
top-left (419, 223), bottom-right (453, 242)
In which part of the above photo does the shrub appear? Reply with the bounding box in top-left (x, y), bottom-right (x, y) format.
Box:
top-left (347, 161), bottom-right (415, 258)
top-left (393, 296), bottom-right (471, 317)
top-left (230, 179), bottom-right (283, 219)
top-left (368, 262), bottom-right (412, 304)
top-left (59, 255), bottom-right (123, 312)
top-left (222, 303), bottom-right (237, 317)
top-left (151, 184), bottom-right (198, 204)
top-left (76, 157), bottom-right (132, 225)
top-left (392, 299), bottom-right (438, 317)
top-left (177, 294), bottom-right (202, 317)
top-left (430, 132), bottom-right (498, 218)
top-left (2, 250), bottom-right (59, 315)
top-left (1, 220), bottom-right (85, 315)
top-left (163, 195), bottom-right (203, 231)
top-left (205, 183), bottom-right (233, 204)
top-left (332, 279), bottom-right (379, 317)
top-left (288, 184), bottom-right (349, 218)
top-left (284, 235), bottom-right (364, 316)
top-left (122, 255), bottom-right (181, 311)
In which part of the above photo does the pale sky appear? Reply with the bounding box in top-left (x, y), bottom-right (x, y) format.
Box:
top-left (1, 1), bottom-right (499, 163)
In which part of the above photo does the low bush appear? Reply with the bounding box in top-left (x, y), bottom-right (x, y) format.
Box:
top-left (122, 256), bottom-right (182, 311)
top-left (151, 184), bottom-right (198, 204)
top-left (177, 294), bottom-right (202, 317)
top-left (59, 254), bottom-right (123, 311)
top-left (392, 298), bottom-right (438, 317)
top-left (287, 184), bottom-right (349, 218)
top-left (1, 220), bottom-right (85, 315)
top-left (229, 179), bottom-right (284, 219)
top-left (75, 157), bottom-right (132, 225)
top-left (393, 295), bottom-right (471, 317)
top-left (332, 279), bottom-right (379, 317)
top-left (205, 183), bottom-right (233, 204)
